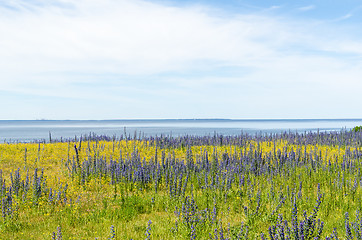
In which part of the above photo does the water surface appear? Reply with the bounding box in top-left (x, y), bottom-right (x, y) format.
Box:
top-left (0, 119), bottom-right (361, 142)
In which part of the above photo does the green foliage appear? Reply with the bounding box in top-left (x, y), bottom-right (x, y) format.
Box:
top-left (352, 126), bottom-right (362, 132)
top-left (2, 131), bottom-right (362, 239)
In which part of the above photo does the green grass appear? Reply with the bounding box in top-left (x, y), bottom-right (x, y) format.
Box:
top-left (0, 131), bottom-right (362, 239)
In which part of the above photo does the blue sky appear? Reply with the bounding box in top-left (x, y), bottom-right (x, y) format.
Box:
top-left (1, 0), bottom-right (362, 120)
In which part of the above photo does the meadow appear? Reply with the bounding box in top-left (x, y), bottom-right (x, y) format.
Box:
top-left (0, 129), bottom-right (362, 239)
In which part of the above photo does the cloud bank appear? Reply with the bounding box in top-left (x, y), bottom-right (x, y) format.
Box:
top-left (0, 0), bottom-right (362, 119)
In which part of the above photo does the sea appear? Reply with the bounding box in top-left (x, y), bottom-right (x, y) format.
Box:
top-left (1, 119), bottom-right (362, 142)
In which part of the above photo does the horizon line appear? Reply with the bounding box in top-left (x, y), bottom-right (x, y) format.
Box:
top-left (1, 118), bottom-right (362, 121)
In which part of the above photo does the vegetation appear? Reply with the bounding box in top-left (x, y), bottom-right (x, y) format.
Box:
top-left (353, 126), bottom-right (362, 132)
top-left (0, 129), bottom-right (362, 239)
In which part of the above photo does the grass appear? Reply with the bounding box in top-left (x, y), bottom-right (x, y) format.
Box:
top-left (0, 131), bottom-right (361, 239)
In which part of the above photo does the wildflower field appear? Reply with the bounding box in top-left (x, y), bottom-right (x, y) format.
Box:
top-left (1, 130), bottom-right (362, 239)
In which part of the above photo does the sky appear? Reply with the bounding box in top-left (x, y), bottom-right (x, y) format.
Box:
top-left (1, 0), bottom-right (362, 120)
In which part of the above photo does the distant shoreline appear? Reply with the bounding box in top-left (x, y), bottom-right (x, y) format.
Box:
top-left (1, 118), bottom-right (362, 122)
top-left (1, 118), bottom-right (361, 142)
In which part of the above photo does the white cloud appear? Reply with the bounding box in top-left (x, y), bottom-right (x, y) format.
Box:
top-left (334, 13), bottom-right (353, 21)
top-left (0, 0), bottom-right (362, 119)
top-left (298, 5), bottom-right (315, 11)
top-left (0, 0), bottom-right (287, 78)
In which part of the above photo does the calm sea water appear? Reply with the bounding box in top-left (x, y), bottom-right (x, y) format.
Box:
top-left (1, 119), bottom-right (362, 142)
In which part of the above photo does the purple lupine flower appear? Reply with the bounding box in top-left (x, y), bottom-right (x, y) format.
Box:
top-left (145, 220), bottom-right (152, 240)
top-left (345, 212), bottom-right (353, 240)
top-left (190, 224), bottom-right (196, 240)
top-left (291, 202), bottom-right (299, 239)
top-left (57, 226), bottom-right (62, 240)
top-left (108, 225), bottom-right (116, 239)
